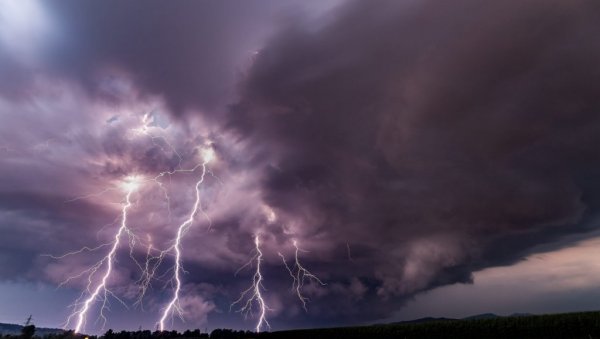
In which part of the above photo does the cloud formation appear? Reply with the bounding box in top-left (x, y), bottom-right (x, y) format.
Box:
top-left (229, 0), bottom-right (600, 317)
top-left (1, 0), bottom-right (600, 332)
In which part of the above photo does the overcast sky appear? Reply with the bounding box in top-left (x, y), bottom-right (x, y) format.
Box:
top-left (2, 0), bottom-right (600, 334)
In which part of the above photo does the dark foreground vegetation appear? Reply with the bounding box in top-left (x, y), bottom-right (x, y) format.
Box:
top-left (266, 311), bottom-right (600, 339)
top-left (5, 311), bottom-right (600, 339)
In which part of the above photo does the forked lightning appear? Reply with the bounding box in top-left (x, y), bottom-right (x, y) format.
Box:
top-left (231, 234), bottom-right (270, 333)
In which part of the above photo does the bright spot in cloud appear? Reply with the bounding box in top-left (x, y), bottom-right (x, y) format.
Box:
top-left (201, 146), bottom-right (215, 163)
top-left (120, 175), bottom-right (143, 192)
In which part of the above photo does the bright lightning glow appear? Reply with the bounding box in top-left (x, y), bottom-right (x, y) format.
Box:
top-left (231, 234), bottom-right (270, 333)
top-left (157, 149), bottom-right (212, 331)
top-left (68, 184), bottom-right (137, 333)
top-left (262, 205), bottom-right (276, 224)
top-left (121, 175), bottom-right (144, 192)
top-left (279, 240), bottom-right (325, 311)
top-left (201, 147), bottom-right (215, 164)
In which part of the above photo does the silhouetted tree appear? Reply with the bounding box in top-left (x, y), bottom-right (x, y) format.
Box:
top-left (103, 329), bottom-right (114, 339)
top-left (20, 315), bottom-right (35, 339)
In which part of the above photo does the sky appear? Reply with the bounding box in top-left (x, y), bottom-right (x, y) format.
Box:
top-left (1, 0), bottom-right (600, 334)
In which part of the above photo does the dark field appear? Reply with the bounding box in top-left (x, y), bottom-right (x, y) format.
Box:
top-left (261, 311), bottom-right (600, 339)
top-left (5, 311), bottom-right (600, 339)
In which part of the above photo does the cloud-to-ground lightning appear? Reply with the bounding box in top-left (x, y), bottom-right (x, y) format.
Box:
top-left (231, 234), bottom-right (270, 333)
top-left (49, 110), bottom-right (324, 333)
top-left (279, 240), bottom-right (326, 311)
top-left (157, 146), bottom-right (214, 331)
top-left (65, 176), bottom-right (141, 333)
top-left (133, 234), bottom-right (160, 310)
top-left (50, 109), bottom-right (220, 333)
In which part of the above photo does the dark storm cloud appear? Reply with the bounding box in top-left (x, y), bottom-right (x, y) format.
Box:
top-left (0, 191), bottom-right (113, 280)
top-left (3, 0), bottom-right (600, 331)
top-left (229, 0), bottom-right (600, 321)
top-left (27, 0), bottom-right (329, 116)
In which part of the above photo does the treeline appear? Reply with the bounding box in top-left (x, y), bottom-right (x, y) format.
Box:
top-left (5, 310), bottom-right (600, 339)
top-left (264, 311), bottom-right (600, 339)
top-left (0, 328), bottom-right (244, 339)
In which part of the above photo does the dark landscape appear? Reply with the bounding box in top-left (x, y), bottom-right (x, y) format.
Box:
top-left (4, 311), bottom-right (600, 339)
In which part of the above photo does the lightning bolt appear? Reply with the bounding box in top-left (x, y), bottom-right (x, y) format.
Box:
top-left (279, 240), bottom-right (326, 311)
top-left (133, 234), bottom-right (160, 310)
top-left (127, 115), bottom-right (215, 317)
top-left (231, 234), bottom-right (270, 333)
top-left (133, 112), bottom-right (183, 221)
top-left (133, 112), bottom-right (183, 168)
top-left (48, 109), bottom-right (328, 331)
top-left (157, 147), bottom-right (213, 331)
top-left (65, 176), bottom-right (140, 333)
top-left (48, 113), bottom-right (220, 332)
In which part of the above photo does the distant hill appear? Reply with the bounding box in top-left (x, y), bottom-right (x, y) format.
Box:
top-left (394, 316), bottom-right (457, 324)
top-left (0, 323), bottom-right (64, 336)
top-left (463, 313), bottom-right (501, 320)
top-left (391, 312), bottom-right (532, 325)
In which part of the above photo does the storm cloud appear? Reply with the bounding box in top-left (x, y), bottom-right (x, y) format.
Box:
top-left (1, 0), bottom-right (600, 332)
top-left (230, 0), bottom-right (600, 309)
